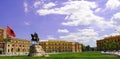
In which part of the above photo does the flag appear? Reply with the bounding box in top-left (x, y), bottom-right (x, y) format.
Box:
top-left (7, 26), bottom-right (16, 37)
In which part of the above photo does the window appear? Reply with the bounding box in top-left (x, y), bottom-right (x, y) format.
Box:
top-left (11, 48), bottom-right (13, 52)
top-left (17, 48), bottom-right (20, 52)
top-left (23, 49), bottom-right (24, 52)
top-left (8, 49), bottom-right (9, 52)
top-left (12, 44), bottom-right (14, 47)
top-left (8, 45), bottom-right (10, 47)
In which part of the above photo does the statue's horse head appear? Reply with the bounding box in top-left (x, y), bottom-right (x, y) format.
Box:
top-left (31, 32), bottom-right (39, 42)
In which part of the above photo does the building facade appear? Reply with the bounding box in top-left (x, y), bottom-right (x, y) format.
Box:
top-left (0, 28), bottom-right (7, 39)
top-left (0, 27), bottom-right (30, 55)
top-left (97, 35), bottom-right (120, 51)
top-left (39, 40), bottom-right (82, 53)
top-left (0, 38), bottom-right (30, 55)
top-left (0, 42), bottom-right (5, 54)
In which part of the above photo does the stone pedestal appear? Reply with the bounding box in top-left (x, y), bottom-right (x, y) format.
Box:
top-left (28, 44), bottom-right (48, 57)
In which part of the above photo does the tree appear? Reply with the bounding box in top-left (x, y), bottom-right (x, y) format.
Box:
top-left (102, 43), bottom-right (109, 51)
top-left (86, 45), bottom-right (91, 51)
top-left (81, 44), bottom-right (86, 51)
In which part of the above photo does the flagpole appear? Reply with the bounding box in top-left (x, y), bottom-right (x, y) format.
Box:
top-left (6, 25), bottom-right (16, 55)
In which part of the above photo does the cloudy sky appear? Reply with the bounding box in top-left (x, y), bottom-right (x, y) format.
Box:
top-left (0, 0), bottom-right (120, 47)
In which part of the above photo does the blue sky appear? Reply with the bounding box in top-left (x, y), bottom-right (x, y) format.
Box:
top-left (0, 0), bottom-right (120, 47)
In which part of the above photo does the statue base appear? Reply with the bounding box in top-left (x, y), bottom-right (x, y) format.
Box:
top-left (28, 44), bottom-right (49, 57)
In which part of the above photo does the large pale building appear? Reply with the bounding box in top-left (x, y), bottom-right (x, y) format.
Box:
top-left (39, 40), bottom-right (82, 53)
top-left (0, 27), bottom-right (30, 55)
top-left (97, 35), bottom-right (120, 51)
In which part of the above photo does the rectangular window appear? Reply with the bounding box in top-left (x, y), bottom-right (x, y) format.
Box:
top-left (8, 49), bottom-right (9, 52)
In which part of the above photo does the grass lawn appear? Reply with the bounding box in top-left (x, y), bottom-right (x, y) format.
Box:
top-left (0, 52), bottom-right (119, 59)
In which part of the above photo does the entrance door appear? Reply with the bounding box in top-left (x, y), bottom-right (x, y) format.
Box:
top-left (0, 48), bottom-right (3, 54)
top-left (0, 50), bottom-right (2, 54)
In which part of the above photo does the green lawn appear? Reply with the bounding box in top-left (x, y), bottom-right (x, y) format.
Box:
top-left (0, 52), bottom-right (119, 59)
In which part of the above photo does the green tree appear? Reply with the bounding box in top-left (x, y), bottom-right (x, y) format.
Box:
top-left (86, 45), bottom-right (91, 51)
top-left (102, 43), bottom-right (108, 51)
top-left (81, 44), bottom-right (86, 51)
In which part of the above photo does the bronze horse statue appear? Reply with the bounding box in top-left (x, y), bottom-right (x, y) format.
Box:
top-left (31, 32), bottom-right (39, 43)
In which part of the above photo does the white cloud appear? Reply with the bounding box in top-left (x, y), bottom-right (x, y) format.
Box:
top-left (111, 12), bottom-right (120, 26)
top-left (99, 12), bottom-right (120, 39)
top-left (36, 8), bottom-right (68, 15)
top-left (47, 35), bottom-right (56, 40)
top-left (24, 21), bottom-right (30, 26)
top-left (43, 2), bottom-right (56, 9)
top-left (58, 29), bottom-right (69, 33)
top-left (102, 32), bottom-right (119, 39)
top-left (96, 19), bottom-right (114, 30)
top-left (60, 28), bottom-right (99, 47)
top-left (36, 0), bottom-right (114, 30)
top-left (33, 1), bottom-right (41, 8)
top-left (41, 35), bottom-right (57, 42)
top-left (106, 0), bottom-right (120, 10)
top-left (111, 12), bottom-right (120, 33)
top-left (62, 14), bottom-right (103, 26)
top-left (115, 25), bottom-right (120, 33)
top-left (40, 39), bottom-right (48, 42)
top-left (36, 1), bottom-right (97, 15)
top-left (112, 12), bottom-right (120, 20)
top-left (109, 32), bottom-right (119, 36)
top-left (24, 2), bottom-right (28, 13)
top-left (95, 8), bottom-right (101, 12)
